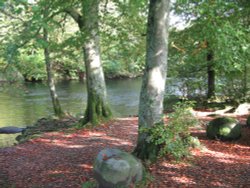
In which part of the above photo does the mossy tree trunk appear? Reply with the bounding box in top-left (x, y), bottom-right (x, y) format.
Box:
top-left (133, 0), bottom-right (171, 162)
top-left (66, 0), bottom-right (112, 125)
top-left (80, 0), bottom-right (112, 125)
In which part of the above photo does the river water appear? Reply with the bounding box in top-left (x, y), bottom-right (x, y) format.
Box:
top-left (0, 78), bottom-right (142, 147)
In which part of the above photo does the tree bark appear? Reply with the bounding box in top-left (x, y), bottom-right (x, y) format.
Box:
top-left (207, 50), bottom-right (215, 100)
top-left (133, 0), bottom-right (171, 161)
top-left (43, 26), bottom-right (64, 117)
top-left (66, 1), bottom-right (111, 125)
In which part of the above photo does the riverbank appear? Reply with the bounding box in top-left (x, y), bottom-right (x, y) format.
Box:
top-left (0, 113), bottom-right (249, 187)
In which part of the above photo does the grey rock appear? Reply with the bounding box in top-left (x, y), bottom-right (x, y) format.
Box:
top-left (93, 148), bottom-right (143, 188)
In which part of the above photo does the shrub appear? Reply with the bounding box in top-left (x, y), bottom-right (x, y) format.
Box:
top-left (141, 101), bottom-right (199, 161)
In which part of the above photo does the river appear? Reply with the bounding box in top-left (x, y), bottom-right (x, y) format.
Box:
top-left (0, 78), bottom-right (142, 147)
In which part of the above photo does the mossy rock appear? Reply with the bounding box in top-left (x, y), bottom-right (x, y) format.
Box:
top-left (206, 117), bottom-right (241, 141)
top-left (93, 148), bottom-right (143, 188)
top-left (247, 116), bottom-right (250, 127)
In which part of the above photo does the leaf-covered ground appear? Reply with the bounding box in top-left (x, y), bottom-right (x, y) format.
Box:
top-left (0, 115), bottom-right (250, 188)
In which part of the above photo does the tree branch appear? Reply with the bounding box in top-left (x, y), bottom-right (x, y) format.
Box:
top-left (0, 8), bottom-right (25, 22)
top-left (64, 8), bottom-right (83, 26)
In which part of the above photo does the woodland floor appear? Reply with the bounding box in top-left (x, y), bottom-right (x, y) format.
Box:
top-left (0, 113), bottom-right (250, 188)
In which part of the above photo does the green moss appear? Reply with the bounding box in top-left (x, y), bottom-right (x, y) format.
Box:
top-left (82, 181), bottom-right (98, 188)
top-left (79, 91), bottom-right (112, 127)
top-left (219, 127), bottom-right (231, 136)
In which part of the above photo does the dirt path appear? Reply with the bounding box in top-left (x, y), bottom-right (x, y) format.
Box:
top-left (0, 116), bottom-right (250, 188)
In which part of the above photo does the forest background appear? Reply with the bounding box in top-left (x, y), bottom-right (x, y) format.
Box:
top-left (0, 0), bottom-right (249, 107)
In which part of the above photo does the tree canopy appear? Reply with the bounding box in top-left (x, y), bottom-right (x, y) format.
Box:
top-left (169, 0), bottom-right (250, 102)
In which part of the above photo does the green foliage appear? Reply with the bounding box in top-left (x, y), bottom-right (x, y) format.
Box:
top-left (140, 102), bottom-right (199, 161)
top-left (16, 50), bottom-right (47, 81)
top-left (169, 0), bottom-right (250, 102)
top-left (101, 0), bottom-right (147, 78)
top-left (82, 180), bottom-right (97, 188)
top-left (103, 60), bottom-right (123, 77)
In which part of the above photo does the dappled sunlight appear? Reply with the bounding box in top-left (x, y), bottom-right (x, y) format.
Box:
top-left (161, 161), bottom-right (190, 169)
top-left (171, 176), bottom-right (196, 185)
top-left (149, 67), bottom-right (165, 93)
top-left (210, 181), bottom-right (229, 187)
top-left (48, 170), bottom-right (71, 175)
top-left (101, 135), bottom-right (134, 145)
top-left (57, 144), bottom-right (86, 149)
top-left (116, 117), bottom-right (138, 121)
top-left (233, 144), bottom-right (250, 150)
top-left (155, 49), bottom-right (163, 56)
top-left (1, 117), bottom-right (250, 187)
top-left (201, 148), bottom-right (237, 159)
top-left (79, 164), bottom-right (93, 170)
top-left (216, 158), bottom-right (236, 164)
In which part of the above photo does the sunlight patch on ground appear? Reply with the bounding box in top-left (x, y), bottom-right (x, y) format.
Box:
top-left (79, 164), bottom-right (93, 170)
top-left (171, 176), bottom-right (196, 185)
top-left (101, 135), bottom-right (134, 146)
top-left (233, 145), bottom-right (250, 150)
top-left (162, 161), bottom-right (190, 169)
top-left (210, 181), bottom-right (229, 187)
top-left (31, 138), bottom-right (53, 144)
top-left (65, 145), bottom-right (86, 149)
top-left (216, 158), bottom-right (236, 164)
top-left (115, 117), bottom-right (138, 121)
top-left (47, 139), bottom-right (87, 148)
top-left (203, 148), bottom-right (237, 159)
top-left (48, 170), bottom-right (70, 175)
top-left (88, 132), bottom-right (106, 136)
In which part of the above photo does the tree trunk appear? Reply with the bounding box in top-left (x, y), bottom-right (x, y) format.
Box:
top-left (65, 1), bottom-right (112, 125)
top-left (80, 0), bottom-right (111, 125)
top-left (243, 62), bottom-right (249, 100)
top-left (207, 50), bottom-right (215, 100)
top-left (133, 0), bottom-right (171, 161)
top-left (43, 27), bottom-right (64, 117)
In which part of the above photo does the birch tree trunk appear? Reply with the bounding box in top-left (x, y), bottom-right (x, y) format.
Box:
top-left (133, 0), bottom-right (171, 161)
top-left (43, 27), bottom-right (64, 118)
top-left (80, 0), bottom-right (111, 125)
top-left (66, 0), bottom-right (111, 125)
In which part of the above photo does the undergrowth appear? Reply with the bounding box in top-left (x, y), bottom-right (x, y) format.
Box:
top-left (140, 101), bottom-right (200, 161)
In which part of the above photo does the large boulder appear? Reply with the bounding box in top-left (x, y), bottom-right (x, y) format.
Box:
top-left (93, 148), bottom-right (143, 188)
top-left (206, 117), bottom-right (241, 141)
